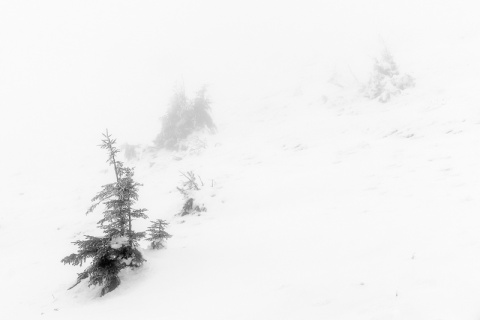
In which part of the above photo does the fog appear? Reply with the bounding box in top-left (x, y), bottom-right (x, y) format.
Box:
top-left (0, 0), bottom-right (478, 174)
top-left (3, 2), bottom-right (480, 318)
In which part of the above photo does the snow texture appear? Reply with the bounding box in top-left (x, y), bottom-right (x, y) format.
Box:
top-left (1, 1), bottom-right (480, 319)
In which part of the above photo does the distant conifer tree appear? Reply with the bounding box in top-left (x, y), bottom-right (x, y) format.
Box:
top-left (155, 86), bottom-right (216, 150)
top-left (62, 130), bottom-right (148, 296)
top-left (364, 48), bottom-right (415, 103)
top-left (190, 87), bottom-right (216, 132)
top-left (146, 219), bottom-right (172, 249)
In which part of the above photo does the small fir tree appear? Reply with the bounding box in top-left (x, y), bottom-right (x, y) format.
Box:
top-left (146, 219), bottom-right (172, 249)
top-left (61, 130), bottom-right (148, 296)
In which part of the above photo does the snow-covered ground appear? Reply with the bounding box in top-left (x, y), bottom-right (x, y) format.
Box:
top-left (2, 1), bottom-right (480, 319)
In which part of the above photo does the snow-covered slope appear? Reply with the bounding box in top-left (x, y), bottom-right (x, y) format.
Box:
top-left (5, 72), bottom-right (480, 320)
top-left (2, 1), bottom-right (480, 319)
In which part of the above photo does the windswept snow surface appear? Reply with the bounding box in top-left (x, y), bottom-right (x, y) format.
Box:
top-left (6, 76), bottom-right (480, 319)
top-left (2, 1), bottom-right (480, 319)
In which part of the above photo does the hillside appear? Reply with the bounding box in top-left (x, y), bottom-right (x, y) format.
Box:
top-left (2, 1), bottom-right (480, 319)
top-left (4, 69), bottom-right (480, 319)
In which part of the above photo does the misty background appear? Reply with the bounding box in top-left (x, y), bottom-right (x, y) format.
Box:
top-left (1, 0), bottom-right (479, 199)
